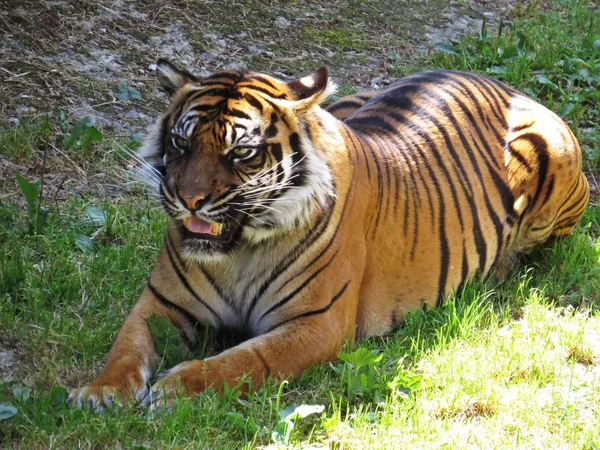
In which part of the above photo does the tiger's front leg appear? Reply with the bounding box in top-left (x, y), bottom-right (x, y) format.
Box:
top-left (147, 282), bottom-right (358, 408)
top-left (68, 286), bottom-right (189, 410)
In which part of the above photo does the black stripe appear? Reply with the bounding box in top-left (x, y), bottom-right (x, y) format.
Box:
top-left (228, 109), bottom-right (252, 120)
top-left (199, 264), bottom-right (238, 313)
top-left (509, 143), bottom-right (534, 173)
top-left (380, 104), bottom-right (467, 234)
top-left (512, 122), bottom-right (534, 132)
top-left (268, 281), bottom-right (350, 331)
top-left (147, 282), bottom-right (199, 329)
top-left (327, 99), bottom-right (366, 114)
top-left (289, 133), bottom-right (307, 187)
top-left (259, 249), bottom-right (338, 322)
top-left (266, 113), bottom-right (278, 138)
top-left (188, 103), bottom-right (218, 113)
top-left (202, 72), bottom-right (243, 83)
top-left (243, 93), bottom-right (264, 112)
top-left (248, 75), bottom-right (278, 90)
top-left (245, 190), bottom-right (339, 321)
top-left (245, 84), bottom-right (287, 99)
top-left (541, 174), bottom-right (555, 207)
top-left (521, 133), bottom-right (550, 210)
top-left (190, 87), bottom-right (232, 99)
top-left (165, 237), bottom-right (222, 326)
top-left (252, 348), bottom-right (272, 376)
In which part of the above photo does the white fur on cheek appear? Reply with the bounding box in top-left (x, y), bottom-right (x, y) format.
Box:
top-left (242, 119), bottom-right (335, 244)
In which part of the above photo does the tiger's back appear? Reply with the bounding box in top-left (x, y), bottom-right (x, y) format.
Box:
top-left (329, 71), bottom-right (589, 335)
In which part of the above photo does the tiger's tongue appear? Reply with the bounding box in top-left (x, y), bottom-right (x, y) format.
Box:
top-left (185, 216), bottom-right (213, 234)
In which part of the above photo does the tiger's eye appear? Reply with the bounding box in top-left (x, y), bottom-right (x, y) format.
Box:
top-left (174, 137), bottom-right (189, 149)
top-left (234, 147), bottom-right (252, 157)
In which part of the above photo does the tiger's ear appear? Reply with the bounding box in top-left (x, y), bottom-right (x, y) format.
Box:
top-left (156, 59), bottom-right (199, 95)
top-left (287, 66), bottom-right (336, 110)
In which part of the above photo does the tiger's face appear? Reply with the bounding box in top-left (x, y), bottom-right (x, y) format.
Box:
top-left (139, 60), bottom-right (336, 261)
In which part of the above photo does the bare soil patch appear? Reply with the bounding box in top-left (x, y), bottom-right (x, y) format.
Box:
top-left (0, 0), bottom-right (517, 199)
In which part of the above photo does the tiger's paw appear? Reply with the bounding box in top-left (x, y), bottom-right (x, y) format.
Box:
top-left (68, 375), bottom-right (149, 412)
top-left (144, 360), bottom-right (206, 410)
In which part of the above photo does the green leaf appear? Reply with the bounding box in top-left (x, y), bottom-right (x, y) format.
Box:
top-left (15, 173), bottom-right (39, 209)
top-left (273, 404), bottom-right (325, 444)
top-left (272, 419), bottom-right (294, 444)
top-left (389, 370), bottom-right (431, 394)
top-left (338, 348), bottom-right (383, 370)
top-left (479, 16), bottom-right (488, 41)
top-left (11, 385), bottom-right (31, 402)
top-left (517, 31), bottom-right (531, 50)
top-left (348, 374), bottom-right (363, 396)
top-left (0, 403), bottom-right (18, 420)
top-left (49, 386), bottom-right (68, 403)
top-left (76, 126), bottom-right (103, 149)
top-left (557, 103), bottom-right (576, 118)
top-left (486, 66), bottom-right (508, 74)
top-left (281, 403), bottom-right (325, 421)
top-left (536, 75), bottom-right (559, 89)
top-left (84, 205), bottom-right (107, 226)
top-left (387, 51), bottom-right (401, 61)
top-left (118, 83), bottom-right (142, 100)
top-left (433, 42), bottom-right (459, 55)
top-left (75, 234), bottom-right (94, 253)
top-left (499, 44), bottom-right (519, 60)
top-left (64, 117), bottom-right (92, 150)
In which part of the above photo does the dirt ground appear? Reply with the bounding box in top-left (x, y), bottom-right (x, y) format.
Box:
top-left (0, 0), bottom-right (518, 130)
top-left (0, 0), bottom-right (522, 206)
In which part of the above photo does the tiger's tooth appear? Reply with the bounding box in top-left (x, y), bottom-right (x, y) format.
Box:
top-left (211, 222), bottom-right (223, 235)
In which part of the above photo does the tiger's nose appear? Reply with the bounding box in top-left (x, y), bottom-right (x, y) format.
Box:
top-left (180, 192), bottom-right (209, 211)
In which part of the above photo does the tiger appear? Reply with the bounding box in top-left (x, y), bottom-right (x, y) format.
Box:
top-left (69, 59), bottom-right (589, 409)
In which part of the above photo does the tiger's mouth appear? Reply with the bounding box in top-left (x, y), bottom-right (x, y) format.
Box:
top-left (181, 216), bottom-right (240, 244)
top-left (184, 216), bottom-right (224, 236)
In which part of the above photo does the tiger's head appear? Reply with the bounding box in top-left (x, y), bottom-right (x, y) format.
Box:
top-left (139, 60), bottom-right (337, 261)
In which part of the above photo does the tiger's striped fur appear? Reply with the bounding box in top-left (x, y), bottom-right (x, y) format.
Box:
top-left (70, 61), bottom-right (588, 408)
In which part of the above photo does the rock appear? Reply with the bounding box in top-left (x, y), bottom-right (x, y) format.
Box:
top-left (247, 45), bottom-right (262, 55)
top-left (370, 76), bottom-right (384, 85)
top-left (0, 349), bottom-right (17, 382)
top-left (15, 105), bottom-right (36, 115)
top-left (274, 16), bottom-right (291, 29)
top-left (124, 109), bottom-right (141, 119)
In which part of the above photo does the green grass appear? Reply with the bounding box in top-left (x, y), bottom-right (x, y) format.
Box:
top-left (1, 0), bottom-right (600, 448)
top-left (0, 116), bottom-right (52, 162)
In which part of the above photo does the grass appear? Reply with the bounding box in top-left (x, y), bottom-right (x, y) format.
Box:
top-left (1, 0), bottom-right (600, 448)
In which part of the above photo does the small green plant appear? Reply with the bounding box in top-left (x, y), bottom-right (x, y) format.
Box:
top-left (336, 347), bottom-right (384, 400)
top-left (388, 368), bottom-right (430, 398)
top-left (0, 402), bottom-right (18, 420)
top-left (15, 172), bottom-right (49, 235)
top-left (116, 82), bottom-right (142, 101)
top-left (271, 403), bottom-right (325, 444)
top-left (60, 114), bottom-right (103, 152)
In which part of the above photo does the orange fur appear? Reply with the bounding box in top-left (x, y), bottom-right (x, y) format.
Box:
top-left (70, 63), bottom-right (588, 409)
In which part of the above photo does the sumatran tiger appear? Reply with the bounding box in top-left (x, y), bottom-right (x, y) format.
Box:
top-left (69, 60), bottom-right (589, 409)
